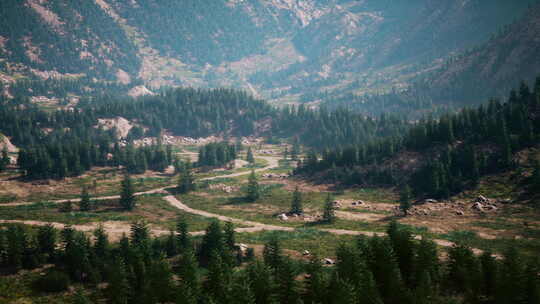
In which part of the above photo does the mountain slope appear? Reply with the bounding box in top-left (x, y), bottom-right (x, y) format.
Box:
top-left (424, 2), bottom-right (540, 104)
top-left (0, 0), bottom-right (537, 107)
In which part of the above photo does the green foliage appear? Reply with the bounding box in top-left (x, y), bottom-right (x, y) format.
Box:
top-left (178, 161), bottom-right (196, 194)
top-left (79, 187), bottom-right (92, 212)
top-left (119, 174), bottom-right (136, 211)
top-left (246, 147), bottom-right (255, 164)
top-left (34, 270), bottom-right (71, 293)
top-left (322, 193), bottom-right (336, 223)
top-left (198, 142), bottom-right (237, 168)
top-left (399, 185), bottom-right (412, 215)
top-left (245, 170), bottom-right (260, 202)
top-left (289, 186), bottom-right (303, 215)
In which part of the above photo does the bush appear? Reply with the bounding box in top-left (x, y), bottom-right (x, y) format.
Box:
top-left (34, 270), bottom-right (70, 293)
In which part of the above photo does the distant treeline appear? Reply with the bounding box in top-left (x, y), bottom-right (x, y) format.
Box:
top-left (296, 77), bottom-right (540, 199)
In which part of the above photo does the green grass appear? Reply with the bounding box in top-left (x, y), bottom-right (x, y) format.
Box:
top-left (177, 188), bottom-right (387, 232)
top-left (0, 195), bottom-right (216, 232)
top-left (0, 271), bottom-right (80, 304)
top-left (336, 187), bottom-right (399, 204)
top-left (440, 229), bottom-right (540, 257)
top-left (236, 228), bottom-right (357, 258)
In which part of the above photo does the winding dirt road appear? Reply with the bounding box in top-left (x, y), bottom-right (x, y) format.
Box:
top-left (0, 155), bottom-right (481, 253)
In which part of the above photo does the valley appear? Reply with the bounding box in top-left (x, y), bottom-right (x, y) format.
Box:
top-left (1, 1), bottom-right (540, 303)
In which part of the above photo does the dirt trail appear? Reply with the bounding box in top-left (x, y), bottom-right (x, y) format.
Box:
top-left (0, 156), bottom-right (488, 255)
top-left (1, 156), bottom-right (281, 207)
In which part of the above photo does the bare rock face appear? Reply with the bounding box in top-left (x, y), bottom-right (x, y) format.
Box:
top-left (96, 117), bottom-right (133, 139)
top-left (0, 133), bottom-right (18, 153)
top-left (128, 85), bottom-right (155, 97)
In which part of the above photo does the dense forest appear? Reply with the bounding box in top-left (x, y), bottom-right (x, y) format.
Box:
top-left (1, 220), bottom-right (538, 304)
top-left (295, 78), bottom-right (540, 199)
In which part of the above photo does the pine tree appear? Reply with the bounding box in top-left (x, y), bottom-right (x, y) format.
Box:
top-left (289, 186), bottom-right (303, 215)
top-left (176, 216), bottom-right (191, 252)
top-left (224, 221), bottom-right (236, 250)
top-left (246, 170), bottom-right (260, 202)
top-left (105, 258), bottom-right (131, 304)
top-left (205, 250), bottom-right (231, 301)
top-left (399, 185), bottom-right (412, 216)
top-left (79, 187), bottom-right (91, 211)
top-left (322, 193), bottom-right (336, 223)
top-left (246, 147), bottom-right (255, 164)
top-left (198, 221), bottom-right (224, 267)
top-left (246, 261), bottom-right (275, 304)
top-left (37, 224), bottom-right (56, 258)
top-left (276, 258), bottom-right (300, 304)
top-left (93, 225), bottom-right (109, 259)
top-left (178, 161), bottom-right (195, 194)
top-left (59, 201), bottom-right (73, 213)
top-left (120, 174), bottom-right (136, 211)
top-left (263, 236), bottom-right (282, 270)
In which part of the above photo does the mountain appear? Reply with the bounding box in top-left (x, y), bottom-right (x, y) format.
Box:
top-left (0, 0), bottom-right (537, 106)
top-left (422, 2), bottom-right (540, 105)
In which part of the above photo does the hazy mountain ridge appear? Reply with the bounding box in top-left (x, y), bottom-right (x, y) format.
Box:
top-left (0, 0), bottom-right (537, 108)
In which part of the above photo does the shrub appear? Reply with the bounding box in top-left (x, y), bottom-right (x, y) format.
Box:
top-left (34, 270), bottom-right (70, 293)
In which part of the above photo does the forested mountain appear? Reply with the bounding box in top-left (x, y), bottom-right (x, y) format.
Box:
top-left (321, 2), bottom-right (540, 116)
top-left (297, 79), bottom-right (540, 199)
top-left (1, 0), bottom-right (537, 111)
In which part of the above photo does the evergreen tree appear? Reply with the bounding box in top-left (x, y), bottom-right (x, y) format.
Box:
top-left (105, 258), bottom-right (131, 304)
top-left (224, 221), bottom-right (236, 250)
top-left (263, 236), bottom-right (282, 270)
top-left (246, 170), bottom-right (260, 202)
top-left (246, 261), bottom-right (275, 304)
top-left (198, 221), bottom-right (224, 267)
top-left (120, 174), bottom-right (136, 211)
top-left (176, 216), bottom-right (191, 252)
top-left (246, 147), bottom-right (255, 164)
top-left (178, 161), bottom-right (195, 194)
top-left (79, 187), bottom-right (92, 212)
top-left (59, 201), bottom-right (73, 213)
top-left (37, 224), bottom-right (56, 258)
top-left (289, 186), bottom-right (303, 215)
top-left (399, 185), bottom-right (412, 216)
top-left (322, 193), bottom-right (336, 223)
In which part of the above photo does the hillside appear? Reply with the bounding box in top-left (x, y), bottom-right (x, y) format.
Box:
top-left (1, 0), bottom-right (536, 107)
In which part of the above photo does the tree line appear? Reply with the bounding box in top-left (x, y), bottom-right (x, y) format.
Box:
top-left (0, 221), bottom-right (538, 303)
top-left (295, 77), bottom-right (540, 199)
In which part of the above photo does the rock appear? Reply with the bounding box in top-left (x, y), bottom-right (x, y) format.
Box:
top-left (498, 199), bottom-right (512, 204)
top-left (485, 205), bottom-right (498, 211)
top-left (238, 243), bottom-right (249, 253)
top-left (303, 250), bottom-right (311, 256)
top-left (277, 213), bottom-right (288, 221)
top-left (476, 195), bottom-right (489, 203)
top-left (324, 258), bottom-right (335, 265)
top-left (472, 202), bottom-right (484, 212)
top-left (424, 199), bottom-right (438, 204)
top-left (456, 210), bottom-right (465, 216)
top-left (352, 200), bottom-right (365, 206)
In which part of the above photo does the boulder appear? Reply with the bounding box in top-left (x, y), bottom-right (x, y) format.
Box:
top-left (485, 205), bottom-right (498, 211)
top-left (352, 200), bottom-right (365, 206)
top-left (302, 250), bottom-right (311, 256)
top-left (277, 213), bottom-right (288, 221)
top-left (472, 202), bottom-right (484, 212)
top-left (424, 199), bottom-right (438, 204)
top-left (456, 210), bottom-right (465, 216)
top-left (476, 195), bottom-right (489, 203)
top-left (324, 258), bottom-right (335, 265)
